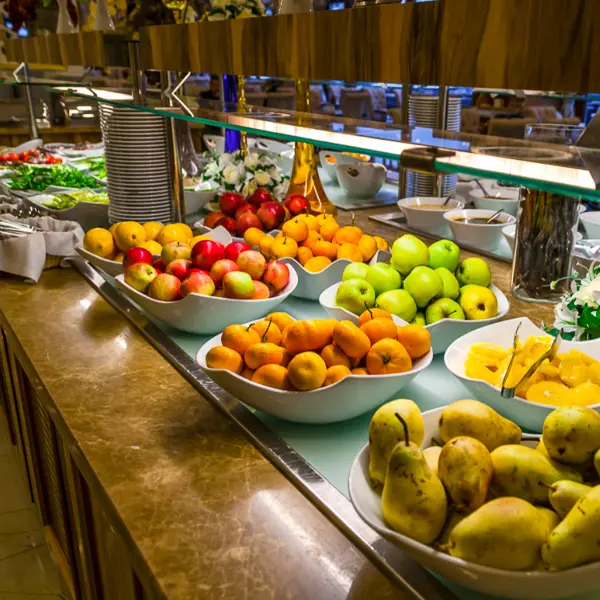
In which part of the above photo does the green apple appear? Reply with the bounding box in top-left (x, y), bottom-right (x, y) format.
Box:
top-left (391, 234), bottom-right (429, 276)
top-left (459, 285), bottom-right (498, 320)
top-left (365, 262), bottom-right (401, 296)
top-left (456, 257), bottom-right (492, 287)
top-left (425, 298), bottom-right (466, 324)
top-left (435, 267), bottom-right (459, 300)
top-left (376, 290), bottom-right (417, 323)
top-left (428, 239), bottom-right (461, 272)
top-left (335, 278), bottom-right (376, 315)
top-left (411, 312), bottom-right (426, 326)
top-left (342, 262), bottom-right (370, 282)
top-left (458, 284), bottom-right (477, 300)
top-left (403, 266), bottom-right (443, 308)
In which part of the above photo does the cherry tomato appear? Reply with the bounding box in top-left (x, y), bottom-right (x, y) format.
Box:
top-left (0, 154), bottom-right (8, 162)
top-left (28, 149), bottom-right (39, 157)
top-left (8, 153), bottom-right (19, 162)
top-left (19, 152), bottom-right (27, 161)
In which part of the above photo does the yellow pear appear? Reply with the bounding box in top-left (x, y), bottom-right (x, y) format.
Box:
top-left (423, 446), bottom-right (442, 476)
top-left (548, 480), bottom-right (592, 519)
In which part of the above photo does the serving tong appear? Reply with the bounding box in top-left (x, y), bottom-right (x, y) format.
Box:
top-left (0, 218), bottom-right (41, 240)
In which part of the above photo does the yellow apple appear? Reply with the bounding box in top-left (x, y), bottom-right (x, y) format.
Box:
top-left (459, 285), bottom-right (498, 320)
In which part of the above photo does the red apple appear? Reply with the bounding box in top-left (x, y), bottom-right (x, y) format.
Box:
top-left (247, 188), bottom-right (274, 207)
top-left (123, 247), bottom-right (153, 269)
top-left (148, 273), bottom-right (181, 301)
top-left (214, 216), bottom-right (237, 235)
top-left (251, 280), bottom-right (270, 300)
top-left (180, 271), bottom-right (216, 297)
top-left (209, 259), bottom-right (239, 286)
top-left (204, 211), bottom-right (225, 229)
top-left (219, 192), bottom-right (245, 216)
top-left (223, 271), bottom-right (254, 299)
top-left (214, 289), bottom-right (225, 297)
top-left (285, 194), bottom-right (310, 216)
top-left (223, 241), bottom-right (251, 262)
top-left (236, 213), bottom-right (263, 236)
top-left (189, 267), bottom-right (210, 276)
top-left (191, 239), bottom-right (225, 270)
top-left (153, 258), bottom-right (166, 272)
top-left (165, 258), bottom-right (192, 281)
top-left (161, 241), bottom-right (191, 265)
top-left (234, 203), bottom-right (258, 221)
top-left (257, 201), bottom-right (286, 230)
top-left (263, 261), bottom-right (290, 293)
top-left (124, 263), bottom-right (158, 293)
top-left (237, 250), bottom-right (266, 280)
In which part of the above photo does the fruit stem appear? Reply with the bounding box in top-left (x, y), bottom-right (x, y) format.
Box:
top-left (395, 412), bottom-right (410, 445)
top-left (430, 437), bottom-right (441, 447)
top-left (262, 318), bottom-right (273, 343)
top-left (351, 212), bottom-right (355, 226)
top-left (365, 302), bottom-right (373, 319)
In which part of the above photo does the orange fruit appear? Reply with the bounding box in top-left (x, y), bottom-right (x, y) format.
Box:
top-left (297, 214), bottom-right (320, 231)
top-left (109, 222), bottom-right (119, 240)
top-left (222, 324), bottom-right (261, 355)
top-left (297, 246), bottom-right (314, 266)
top-left (304, 256), bottom-right (331, 273)
top-left (265, 312), bottom-right (294, 333)
top-left (241, 366), bottom-right (255, 380)
top-left (244, 343), bottom-right (287, 370)
top-left (282, 319), bottom-right (336, 354)
top-left (357, 235), bottom-right (377, 261)
top-left (396, 324), bottom-right (432, 359)
top-left (271, 236), bottom-right (298, 259)
top-left (320, 343), bottom-right (351, 369)
top-left (312, 240), bottom-right (338, 260)
top-left (84, 228), bottom-right (115, 258)
top-left (275, 231), bottom-right (285, 239)
top-left (205, 345), bottom-right (243, 374)
top-left (156, 223), bottom-right (186, 246)
top-left (303, 230), bottom-right (324, 251)
top-left (188, 235), bottom-right (211, 250)
top-left (360, 317), bottom-right (398, 345)
top-left (259, 235), bottom-right (275, 258)
top-left (214, 289), bottom-right (225, 297)
top-left (374, 235), bottom-right (388, 251)
top-left (319, 219), bottom-right (340, 242)
top-left (323, 365), bottom-right (351, 387)
top-left (288, 352), bottom-right (328, 390)
top-left (114, 221), bottom-right (147, 251)
top-left (358, 307), bottom-right (393, 327)
top-left (114, 252), bottom-right (124, 263)
top-left (282, 218), bottom-right (309, 243)
top-left (334, 226), bottom-right (362, 245)
top-left (315, 213), bottom-right (335, 227)
top-left (333, 320), bottom-right (371, 359)
top-left (251, 319), bottom-right (282, 344)
top-left (337, 243), bottom-right (363, 262)
top-left (137, 240), bottom-right (163, 256)
top-left (252, 364), bottom-right (291, 390)
top-left (351, 367), bottom-right (369, 375)
top-left (244, 227), bottom-right (266, 248)
top-left (366, 338), bottom-right (412, 375)
top-left (143, 221), bottom-right (163, 241)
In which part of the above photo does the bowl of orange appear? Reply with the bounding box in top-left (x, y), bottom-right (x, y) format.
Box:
top-left (196, 313), bottom-right (433, 423)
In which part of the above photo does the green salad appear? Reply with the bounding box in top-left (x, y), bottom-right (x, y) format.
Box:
top-left (41, 190), bottom-right (109, 210)
top-left (79, 158), bottom-right (106, 180)
top-left (8, 165), bottom-right (102, 192)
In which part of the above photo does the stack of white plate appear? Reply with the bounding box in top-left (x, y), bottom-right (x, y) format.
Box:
top-left (99, 105), bottom-right (173, 224)
top-left (405, 94), bottom-right (462, 198)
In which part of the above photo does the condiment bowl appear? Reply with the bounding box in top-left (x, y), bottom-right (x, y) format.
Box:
top-left (319, 150), bottom-right (366, 184)
top-left (444, 209), bottom-right (516, 251)
top-left (337, 163), bottom-right (387, 198)
top-left (397, 196), bottom-right (465, 236)
top-left (469, 188), bottom-right (520, 216)
top-left (580, 211), bottom-right (600, 239)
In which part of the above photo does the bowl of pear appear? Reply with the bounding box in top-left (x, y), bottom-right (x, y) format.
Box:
top-left (349, 399), bottom-right (600, 599)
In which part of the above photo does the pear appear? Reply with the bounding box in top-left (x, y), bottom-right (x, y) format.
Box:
top-left (436, 510), bottom-right (466, 548)
top-left (439, 436), bottom-right (493, 513)
top-left (382, 414), bottom-right (447, 544)
top-left (595, 448), bottom-right (600, 479)
top-left (423, 446), bottom-right (442, 476)
top-left (539, 441), bottom-right (598, 483)
top-left (547, 480), bottom-right (592, 518)
top-left (542, 485), bottom-right (600, 571)
top-left (447, 497), bottom-right (548, 570)
top-left (543, 406), bottom-right (600, 465)
top-left (491, 445), bottom-right (583, 504)
top-left (438, 399), bottom-right (521, 451)
top-left (368, 399), bottom-right (424, 490)
top-left (536, 507), bottom-right (560, 534)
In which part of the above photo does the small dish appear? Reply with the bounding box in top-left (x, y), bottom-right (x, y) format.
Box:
top-left (337, 163), bottom-right (387, 198)
top-left (183, 186), bottom-right (219, 215)
top-left (444, 209), bottom-right (516, 251)
top-left (397, 196), bottom-right (465, 236)
top-left (23, 194), bottom-right (109, 232)
top-left (469, 188), bottom-right (520, 216)
top-left (580, 212), bottom-right (600, 239)
top-left (319, 150), bottom-right (365, 184)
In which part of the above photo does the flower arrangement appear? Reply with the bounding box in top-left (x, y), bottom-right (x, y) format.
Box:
top-left (200, 151), bottom-right (289, 199)
top-left (205, 0), bottom-right (265, 20)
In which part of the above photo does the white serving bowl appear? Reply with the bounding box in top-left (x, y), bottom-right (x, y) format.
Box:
top-left (349, 406), bottom-right (600, 599)
top-left (580, 211), bottom-right (600, 239)
top-left (320, 281), bottom-right (509, 355)
top-left (196, 318), bottom-right (432, 423)
top-left (469, 188), bottom-right (520, 216)
top-left (397, 196), bottom-right (465, 236)
top-left (75, 226), bottom-right (233, 278)
top-left (24, 194), bottom-right (109, 232)
top-left (337, 163), bottom-right (387, 198)
top-left (183, 186), bottom-right (219, 215)
top-left (115, 266), bottom-right (297, 335)
top-left (503, 224), bottom-right (583, 253)
top-left (444, 317), bottom-right (600, 432)
top-left (319, 150), bottom-right (364, 184)
top-left (444, 209), bottom-right (516, 251)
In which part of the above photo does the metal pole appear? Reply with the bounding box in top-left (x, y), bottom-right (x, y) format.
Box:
top-left (398, 84), bottom-right (410, 199)
top-left (128, 42), bottom-right (145, 105)
top-left (435, 86), bottom-right (449, 197)
top-left (22, 64), bottom-right (39, 139)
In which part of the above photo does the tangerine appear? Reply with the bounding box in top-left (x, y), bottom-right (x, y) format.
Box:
top-left (315, 213), bottom-right (335, 227)
top-left (333, 320), bottom-right (371, 359)
top-left (244, 343), bottom-right (287, 370)
top-left (357, 307), bottom-right (393, 327)
top-left (320, 343), bottom-right (351, 369)
top-left (351, 367), bottom-right (369, 375)
top-left (282, 218), bottom-right (309, 242)
top-left (304, 256), bottom-right (331, 273)
top-left (84, 228), bottom-right (114, 258)
top-left (282, 319), bottom-right (336, 354)
top-left (357, 235), bottom-right (377, 261)
top-left (259, 235), bottom-right (275, 258)
top-left (366, 339), bottom-right (412, 375)
top-left (319, 219), bottom-right (340, 242)
top-left (156, 223), bottom-right (185, 247)
top-left (244, 227), bottom-right (266, 248)
top-left (337, 243), bottom-right (363, 262)
top-left (241, 366), bottom-right (255, 380)
top-left (288, 352), bottom-right (328, 390)
top-left (373, 236), bottom-right (388, 251)
top-left (312, 240), bottom-right (338, 260)
top-left (205, 346), bottom-right (243, 373)
top-left (143, 221), bottom-right (163, 241)
top-left (360, 318), bottom-right (398, 345)
top-left (303, 230), bottom-right (324, 251)
top-left (251, 319), bottom-right (282, 344)
top-left (334, 225), bottom-right (362, 245)
top-left (271, 236), bottom-right (299, 259)
top-left (114, 221), bottom-right (147, 251)
top-left (252, 364), bottom-right (291, 390)
top-left (264, 312), bottom-right (294, 333)
top-left (222, 324), bottom-right (261, 355)
top-left (297, 246), bottom-right (314, 266)
top-left (396, 324), bottom-right (432, 359)
top-left (323, 365), bottom-right (351, 387)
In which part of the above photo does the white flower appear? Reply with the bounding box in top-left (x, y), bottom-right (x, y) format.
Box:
top-left (254, 171), bottom-right (272, 187)
top-left (207, 11), bottom-right (227, 20)
top-left (272, 182), bottom-right (289, 200)
top-left (223, 163), bottom-right (243, 185)
top-left (244, 153), bottom-right (260, 169)
top-left (218, 153), bottom-right (234, 169)
top-left (573, 275), bottom-right (600, 308)
top-left (243, 180), bottom-right (258, 197)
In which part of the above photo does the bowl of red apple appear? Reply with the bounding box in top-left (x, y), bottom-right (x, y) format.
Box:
top-left (114, 238), bottom-right (298, 335)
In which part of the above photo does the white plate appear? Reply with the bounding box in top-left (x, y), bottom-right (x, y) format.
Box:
top-left (320, 281), bottom-right (509, 355)
top-left (196, 317), bottom-right (433, 423)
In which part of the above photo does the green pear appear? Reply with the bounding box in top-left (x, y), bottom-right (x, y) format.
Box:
top-left (537, 507), bottom-right (561, 534)
top-left (447, 498), bottom-right (548, 570)
top-left (539, 440), bottom-right (598, 483)
top-left (439, 436), bottom-right (493, 513)
top-left (411, 312), bottom-right (426, 326)
top-left (543, 406), bottom-right (600, 465)
top-left (547, 480), bottom-right (592, 518)
top-left (491, 445), bottom-right (583, 504)
top-left (439, 400), bottom-right (522, 451)
top-left (423, 446), bottom-right (442, 476)
top-left (382, 414), bottom-right (447, 544)
top-left (542, 485), bottom-right (600, 571)
top-left (368, 399), bottom-right (424, 490)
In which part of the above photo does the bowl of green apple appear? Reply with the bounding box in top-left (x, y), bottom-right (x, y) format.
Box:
top-left (319, 234), bottom-right (509, 354)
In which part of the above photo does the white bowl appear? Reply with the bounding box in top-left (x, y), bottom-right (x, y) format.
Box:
top-left (444, 317), bottom-right (600, 432)
top-left (115, 266), bottom-right (297, 335)
top-left (183, 187), bottom-right (219, 215)
top-left (196, 318), bottom-right (433, 423)
top-left (469, 188), bottom-right (520, 216)
top-left (349, 406), bottom-right (600, 599)
top-left (580, 212), bottom-right (600, 239)
top-left (337, 163), bottom-right (387, 198)
top-left (320, 281), bottom-right (509, 355)
top-left (319, 150), bottom-right (364, 184)
top-left (444, 209), bottom-right (516, 251)
top-left (397, 196), bottom-right (466, 236)
top-left (503, 224), bottom-right (583, 253)
top-left (24, 194), bottom-right (109, 232)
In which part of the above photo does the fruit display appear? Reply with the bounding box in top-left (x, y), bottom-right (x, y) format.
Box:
top-left (204, 310), bottom-right (431, 390)
top-left (366, 399), bottom-right (600, 573)
top-left (466, 335), bottom-right (600, 406)
top-left (334, 235), bottom-right (497, 322)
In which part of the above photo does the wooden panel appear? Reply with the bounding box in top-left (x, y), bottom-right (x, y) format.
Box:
top-left (139, 24), bottom-right (191, 72)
